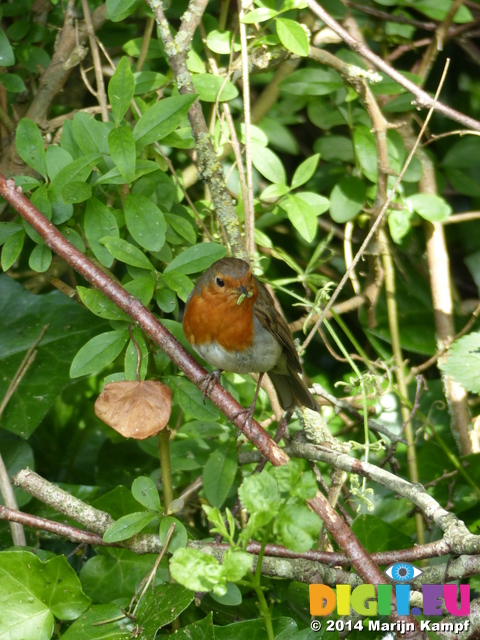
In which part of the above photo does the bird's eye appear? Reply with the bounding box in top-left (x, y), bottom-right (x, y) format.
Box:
top-left (216, 277), bottom-right (225, 287)
top-left (384, 563), bottom-right (423, 582)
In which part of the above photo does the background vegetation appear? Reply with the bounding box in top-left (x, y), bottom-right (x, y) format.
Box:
top-left (1, 0), bottom-right (480, 638)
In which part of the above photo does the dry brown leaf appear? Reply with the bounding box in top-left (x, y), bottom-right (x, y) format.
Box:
top-left (95, 380), bottom-right (172, 439)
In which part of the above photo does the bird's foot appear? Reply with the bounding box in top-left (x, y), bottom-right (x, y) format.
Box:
top-left (232, 401), bottom-right (256, 436)
top-left (198, 369), bottom-right (222, 403)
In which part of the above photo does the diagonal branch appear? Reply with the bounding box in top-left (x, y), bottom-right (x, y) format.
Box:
top-left (306, 0), bottom-right (480, 132)
top-left (0, 173), bottom-right (394, 600)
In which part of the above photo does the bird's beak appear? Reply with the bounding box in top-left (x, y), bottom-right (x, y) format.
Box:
top-left (236, 285), bottom-right (252, 305)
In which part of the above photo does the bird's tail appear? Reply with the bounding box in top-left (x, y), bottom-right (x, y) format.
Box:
top-left (268, 369), bottom-right (318, 412)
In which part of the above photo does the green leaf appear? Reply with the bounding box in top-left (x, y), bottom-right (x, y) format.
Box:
top-left (70, 330), bottom-right (129, 378)
top-left (164, 242), bottom-right (227, 275)
top-left (108, 56), bottom-right (135, 123)
top-left (170, 548), bottom-right (223, 593)
top-left (314, 135), bottom-right (355, 162)
top-left (0, 29), bottom-right (15, 66)
top-left (291, 154), bottom-right (320, 190)
top-left (103, 511), bottom-right (157, 542)
top-left (159, 516), bottom-right (188, 552)
top-left (124, 194), bottom-right (166, 252)
top-left (132, 476), bottom-right (161, 511)
top-left (133, 71), bottom-right (168, 95)
top-left (274, 502), bottom-right (322, 551)
top-left (108, 125), bottom-right (136, 183)
top-left (276, 18), bottom-right (309, 56)
top-left (241, 7), bottom-right (277, 22)
top-left (206, 30), bottom-right (241, 54)
top-left (353, 126), bottom-right (378, 182)
top-left (106, 0), bottom-right (138, 22)
top-left (409, 0), bottom-right (472, 23)
top-left (0, 222), bottom-right (23, 246)
top-left (167, 377), bottom-right (220, 420)
top-left (329, 177), bottom-right (366, 223)
top-left (0, 551), bottom-right (90, 639)
top-left (278, 193), bottom-right (318, 242)
top-left (167, 613), bottom-right (215, 640)
top-left (163, 271), bottom-right (194, 302)
top-left (280, 68), bottom-right (343, 96)
top-left (16, 118), bottom-right (47, 178)
top-left (1, 229), bottom-right (25, 271)
top-left (133, 94), bottom-right (197, 148)
top-left (0, 276), bottom-right (107, 437)
top-left (388, 208), bottom-right (413, 244)
top-left (351, 514), bottom-right (413, 552)
top-left (84, 198), bottom-right (120, 268)
top-left (28, 244), bottom-right (52, 273)
top-left (136, 583), bottom-right (195, 636)
top-left (77, 286), bottom-right (130, 321)
top-left (61, 181), bottom-right (92, 204)
top-left (124, 276), bottom-right (155, 306)
top-left (221, 549), bottom-right (254, 583)
top-left (96, 159), bottom-right (159, 185)
top-left (80, 547), bottom-right (168, 602)
top-left (62, 604), bottom-right (131, 640)
top-left (100, 236), bottom-right (154, 270)
top-left (251, 143), bottom-right (286, 184)
top-left (192, 74), bottom-right (239, 102)
top-left (203, 441), bottom-right (238, 508)
top-left (49, 153), bottom-right (102, 203)
top-left (46, 146), bottom-right (74, 181)
top-left (260, 183), bottom-right (291, 200)
top-left (165, 211), bottom-right (197, 244)
top-left (407, 193), bottom-right (452, 222)
top-left (238, 471), bottom-right (280, 527)
top-left (0, 73), bottom-right (26, 92)
top-left (72, 112), bottom-right (110, 155)
top-left (440, 332), bottom-right (480, 394)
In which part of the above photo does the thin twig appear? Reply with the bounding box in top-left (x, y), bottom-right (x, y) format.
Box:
top-left (301, 59), bottom-right (452, 352)
top-left (80, 0), bottom-right (109, 122)
top-left (306, 0), bottom-right (480, 132)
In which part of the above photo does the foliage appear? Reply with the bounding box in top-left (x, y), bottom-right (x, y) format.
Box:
top-left (1, 0), bottom-right (480, 638)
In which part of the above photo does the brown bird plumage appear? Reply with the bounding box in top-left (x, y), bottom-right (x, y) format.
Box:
top-left (183, 258), bottom-right (317, 411)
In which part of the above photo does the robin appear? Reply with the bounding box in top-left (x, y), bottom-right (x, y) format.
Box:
top-left (182, 257), bottom-right (318, 414)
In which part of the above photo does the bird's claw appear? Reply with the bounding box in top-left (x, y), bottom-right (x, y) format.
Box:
top-left (198, 369), bottom-right (222, 403)
top-left (232, 402), bottom-right (256, 436)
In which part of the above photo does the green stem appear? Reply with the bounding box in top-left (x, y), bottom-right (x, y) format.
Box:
top-left (158, 429), bottom-right (174, 512)
top-left (379, 228), bottom-right (425, 546)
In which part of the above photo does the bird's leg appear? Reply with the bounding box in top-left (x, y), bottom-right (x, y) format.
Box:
top-left (198, 369), bottom-right (222, 403)
top-left (233, 373), bottom-right (265, 435)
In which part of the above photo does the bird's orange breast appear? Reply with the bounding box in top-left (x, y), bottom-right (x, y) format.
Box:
top-left (183, 285), bottom-right (255, 353)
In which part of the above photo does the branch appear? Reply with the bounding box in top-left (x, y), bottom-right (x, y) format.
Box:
top-left (147, 0), bottom-right (247, 259)
top-left (306, 0), bottom-right (480, 132)
top-left (0, 175), bottom-right (388, 592)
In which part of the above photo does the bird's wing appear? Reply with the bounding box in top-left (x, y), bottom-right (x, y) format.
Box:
top-left (254, 279), bottom-right (302, 373)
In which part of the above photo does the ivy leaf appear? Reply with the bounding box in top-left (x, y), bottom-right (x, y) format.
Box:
top-left (0, 551), bottom-right (90, 639)
top-left (440, 333), bottom-right (480, 394)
